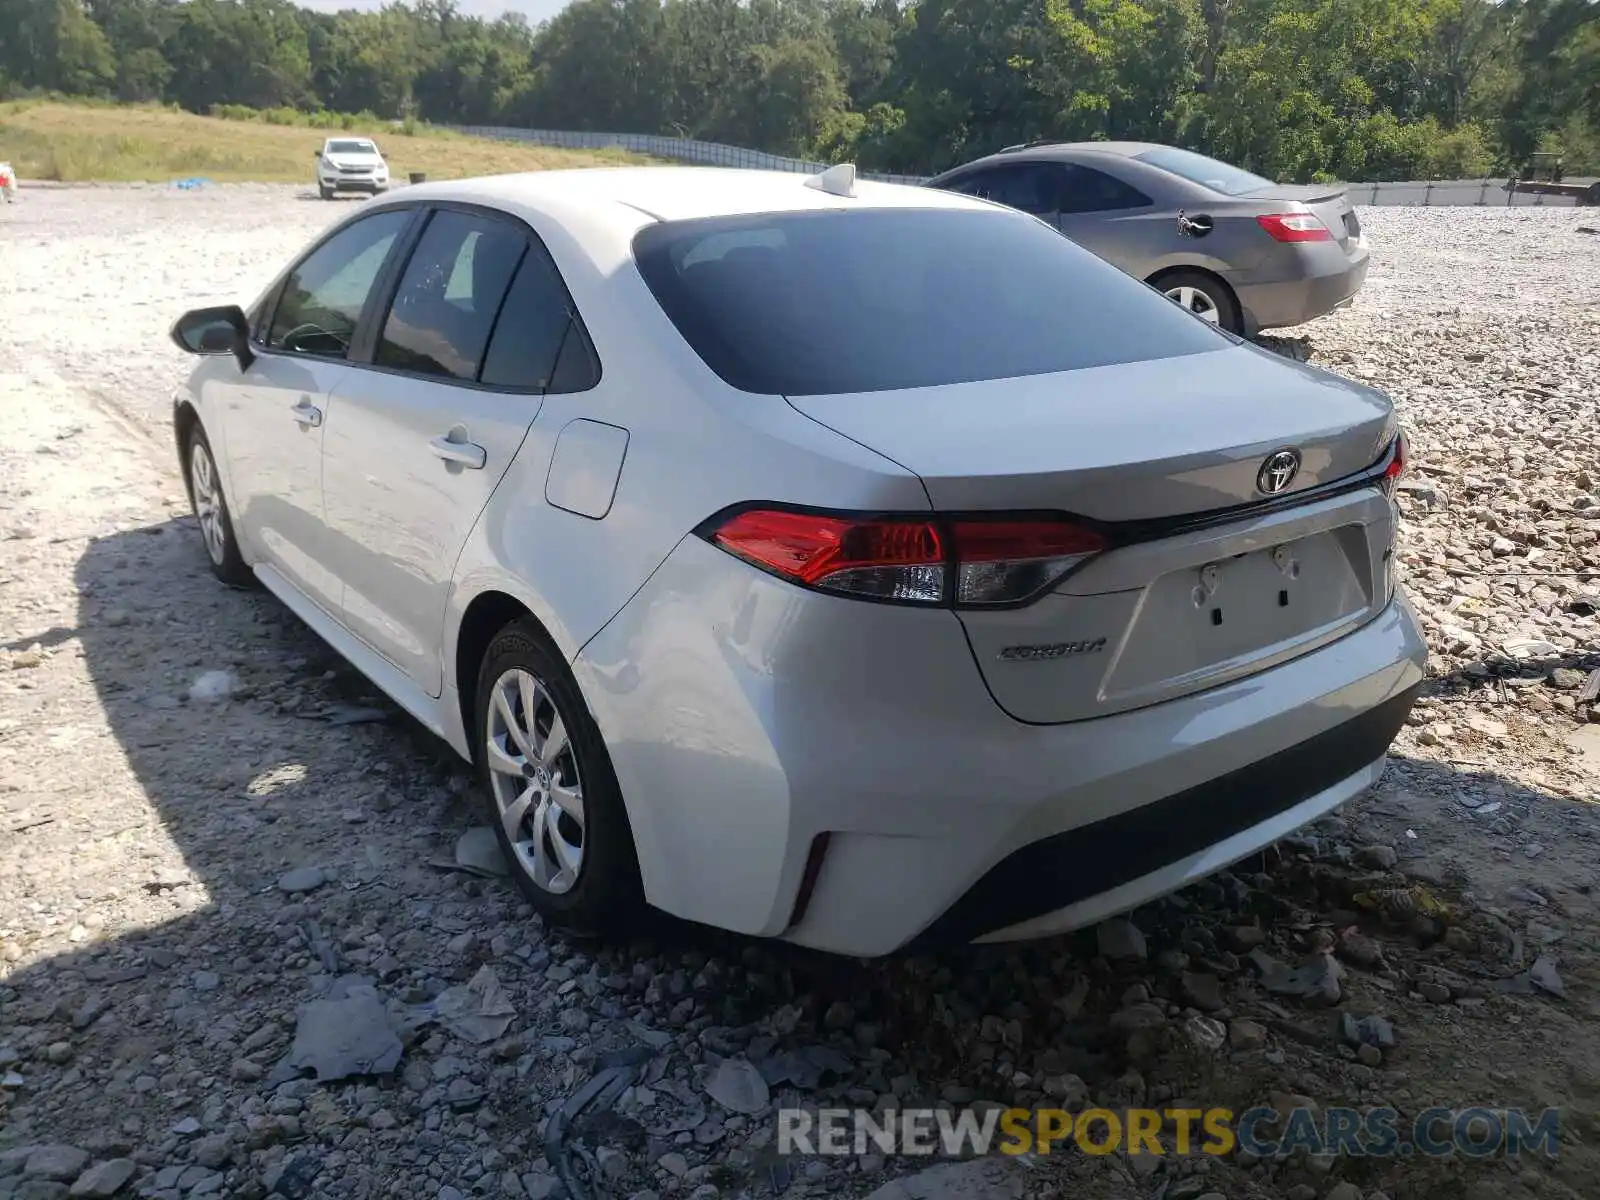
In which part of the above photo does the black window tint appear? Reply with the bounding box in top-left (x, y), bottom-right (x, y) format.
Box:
top-left (1133, 146), bottom-right (1275, 196)
top-left (1057, 163), bottom-right (1152, 213)
top-left (962, 163), bottom-right (1060, 216)
top-left (267, 209), bottom-right (411, 359)
top-left (632, 208), bottom-right (1228, 397)
top-left (547, 323), bottom-right (600, 394)
top-left (479, 247), bottom-right (577, 390)
top-left (376, 210), bottom-right (524, 382)
top-left (937, 172), bottom-right (983, 196)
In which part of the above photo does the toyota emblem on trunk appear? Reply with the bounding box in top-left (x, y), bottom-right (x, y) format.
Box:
top-left (1257, 449), bottom-right (1302, 495)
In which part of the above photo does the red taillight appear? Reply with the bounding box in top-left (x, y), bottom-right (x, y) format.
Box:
top-left (1256, 213), bottom-right (1333, 243)
top-left (1380, 429), bottom-right (1410, 494)
top-left (704, 507), bottom-right (1106, 607)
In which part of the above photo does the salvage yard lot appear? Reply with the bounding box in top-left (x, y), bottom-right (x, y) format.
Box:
top-left (2, 188), bottom-right (1600, 1200)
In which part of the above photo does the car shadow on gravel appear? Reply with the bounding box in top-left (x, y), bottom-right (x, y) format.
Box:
top-left (4, 512), bottom-right (1597, 1198)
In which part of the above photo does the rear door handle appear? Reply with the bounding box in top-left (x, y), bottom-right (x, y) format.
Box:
top-left (429, 435), bottom-right (486, 469)
top-left (291, 398), bottom-right (322, 428)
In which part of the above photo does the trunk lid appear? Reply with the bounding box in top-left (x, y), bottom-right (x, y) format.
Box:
top-left (1246, 182), bottom-right (1360, 247)
top-left (786, 343), bottom-right (1399, 723)
top-left (784, 342), bottom-right (1394, 521)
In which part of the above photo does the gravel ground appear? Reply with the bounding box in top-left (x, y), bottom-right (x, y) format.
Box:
top-left (2, 187), bottom-right (1599, 1200)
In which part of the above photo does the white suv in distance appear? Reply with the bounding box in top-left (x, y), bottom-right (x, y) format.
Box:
top-left (167, 166), bottom-right (1426, 958)
top-left (315, 137), bottom-right (390, 200)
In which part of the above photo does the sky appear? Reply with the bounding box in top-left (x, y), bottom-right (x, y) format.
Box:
top-left (299, 0), bottom-right (570, 22)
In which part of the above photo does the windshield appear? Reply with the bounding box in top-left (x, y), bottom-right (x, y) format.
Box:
top-left (1134, 147), bottom-right (1275, 196)
top-left (327, 140), bottom-right (377, 156)
top-left (631, 207), bottom-right (1228, 397)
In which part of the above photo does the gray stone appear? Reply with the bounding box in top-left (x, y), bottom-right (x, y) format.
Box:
top-left (23, 1149), bottom-right (90, 1182)
top-left (1096, 918), bottom-right (1147, 961)
top-left (1228, 1019), bottom-right (1268, 1051)
top-left (191, 1136), bottom-right (231, 1170)
top-left (1109, 1003), bottom-right (1166, 1034)
top-left (69, 1160), bottom-right (136, 1198)
top-left (453, 828), bottom-right (508, 878)
top-left (276, 867), bottom-right (326, 894)
top-left (1356, 844), bottom-right (1398, 870)
top-left (1180, 972), bottom-right (1225, 1012)
top-left (860, 1159), bottom-right (1024, 1200)
top-left (1338, 1013), bottom-right (1397, 1050)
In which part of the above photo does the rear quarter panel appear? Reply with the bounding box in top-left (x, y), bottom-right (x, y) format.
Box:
top-left (439, 226), bottom-right (932, 689)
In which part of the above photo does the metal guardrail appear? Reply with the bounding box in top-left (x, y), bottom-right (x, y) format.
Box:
top-left (449, 125), bottom-right (1592, 206)
top-left (451, 124), bottom-right (928, 185)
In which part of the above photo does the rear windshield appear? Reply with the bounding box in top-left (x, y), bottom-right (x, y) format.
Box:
top-left (328, 140), bottom-right (377, 155)
top-left (631, 207), bottom-right (1228, 396)
top-left (1134, 147), bottom-right (1274, 196)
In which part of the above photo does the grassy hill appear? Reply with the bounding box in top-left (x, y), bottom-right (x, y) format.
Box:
top-left (0, 101), bottom-right (645, 184)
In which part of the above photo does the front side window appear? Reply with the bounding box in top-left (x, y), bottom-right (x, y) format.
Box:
top-left (375, 210), bottom-right (525, 382)
top-left (266, 209), bottom-right (412, 359)
top-left (632, 207), bottom-right (1228, 397)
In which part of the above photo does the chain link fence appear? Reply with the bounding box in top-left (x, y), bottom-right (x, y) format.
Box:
top-left (450, 124), bottom-right (1594, 205)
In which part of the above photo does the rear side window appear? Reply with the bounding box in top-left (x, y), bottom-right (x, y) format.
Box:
top-left (267, 209), bottom-right (411, 359)
top-left (479, 247), bottom-right (596, 392)
top-left (376, 210), bottom-right (524, 382)
top-left (1134, 147), bottom-right (1274, 196)
top-left (1057, 163), bottom-right (1152, 213)
top-left (946, 163), bottom-right (1060, 216)
top-left (631, 208), bottom-right (1227, 397)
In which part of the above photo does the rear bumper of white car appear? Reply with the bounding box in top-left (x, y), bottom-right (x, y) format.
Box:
top-left (574, 535), bottom-right (1427, 958)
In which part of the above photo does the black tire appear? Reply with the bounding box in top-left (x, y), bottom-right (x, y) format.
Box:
top-left (185, 424), bottom-right (253, 588)
top-left (473, 618), bottom-right (643, 937)
top-left (1153, 269), bottom-right (1242, 335)
top-left (319, 185), bottom-right (334, 200)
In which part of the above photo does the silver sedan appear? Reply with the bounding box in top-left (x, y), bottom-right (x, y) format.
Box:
top-left (168, 166), bottom-right (1420, 957)
top-left (926, 142), bottom-right (1370, 335)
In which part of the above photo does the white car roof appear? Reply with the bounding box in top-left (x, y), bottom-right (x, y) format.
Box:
top-left (364, 164), bottom-right (1004, 280)
top-left (379, 166), bottom-right (997, 266)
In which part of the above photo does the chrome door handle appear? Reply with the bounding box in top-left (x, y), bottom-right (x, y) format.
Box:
top-left (429, 435), bottom-right (486, 469)
top-left (291, 399), bottom-right (323, 428)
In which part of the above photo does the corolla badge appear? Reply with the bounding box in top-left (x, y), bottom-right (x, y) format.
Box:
top-left (998, 638), bottom-right (1107, 662)
top-left (1256, 448), bottom-right (1302, 496)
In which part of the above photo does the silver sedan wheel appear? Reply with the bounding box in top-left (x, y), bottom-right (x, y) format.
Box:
top-left (190, 442), bottom-right (228, 566)
top-left (1164, 284), bottom-right (1221, 323)
top-left (485, 668), bottom-right (586, 895)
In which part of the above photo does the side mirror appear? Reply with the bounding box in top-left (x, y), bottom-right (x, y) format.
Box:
top-left (171, 304), bottom-right (255, 371)
top-left (313, 149), bottom-right (322, 159)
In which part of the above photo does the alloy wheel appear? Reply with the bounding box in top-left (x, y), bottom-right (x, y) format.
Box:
top-left (1164, 284), bottom-right (1221, 323)
top-left (485, 667), bottom-right (586, 894)
top-left (190, 442), bottom-right (228, 566)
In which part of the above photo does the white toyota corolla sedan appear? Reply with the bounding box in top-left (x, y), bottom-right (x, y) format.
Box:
top-left (169, 165), bottom-right (1427, 957)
